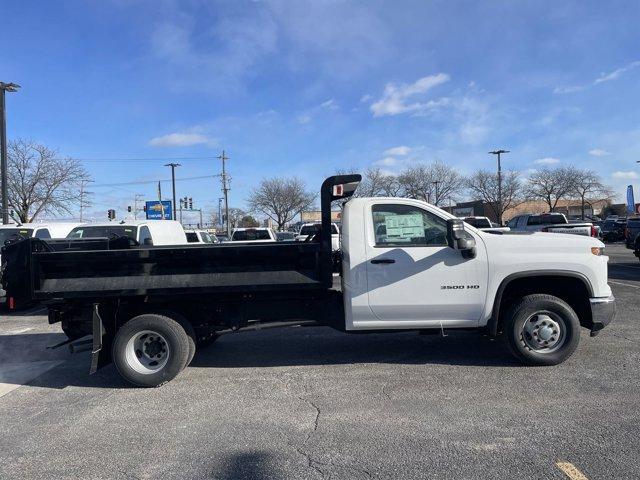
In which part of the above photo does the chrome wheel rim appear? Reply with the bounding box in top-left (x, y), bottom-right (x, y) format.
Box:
top-left (521, 312), bottom-right (566, 353)
top-left (125, 330), bottom-right (170, 374)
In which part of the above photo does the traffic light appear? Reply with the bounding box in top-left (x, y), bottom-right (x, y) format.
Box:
top-left (188, 197), bottom-right (193, 209)
top-left (107, 209), bottom-right (116, 220)
top-left (127, 206), bottom-right (132, 212)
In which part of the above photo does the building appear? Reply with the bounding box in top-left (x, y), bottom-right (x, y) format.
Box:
top-left (445, 198), bottom-right (612, 223)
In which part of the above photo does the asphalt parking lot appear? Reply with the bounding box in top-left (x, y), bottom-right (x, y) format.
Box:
top-left (0, 243), bottom-right (638, 480)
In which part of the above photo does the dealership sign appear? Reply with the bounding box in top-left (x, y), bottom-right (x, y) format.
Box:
top-left (145, 201), bottom-right (172, 220)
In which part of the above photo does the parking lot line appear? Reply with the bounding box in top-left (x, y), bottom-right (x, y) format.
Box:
top-left (556, 461), bottom-right (589, 480)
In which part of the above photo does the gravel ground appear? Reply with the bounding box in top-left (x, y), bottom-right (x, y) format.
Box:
top-left (0, 243), bottom-right (638, 479)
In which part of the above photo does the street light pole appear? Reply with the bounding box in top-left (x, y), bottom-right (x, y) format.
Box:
top-left (432, 180), bottom-right (441, 206)
top-left (489, 149), bottom-right (509, 225)
top-left (164, 163), bottom-right (180, 221)
top-left (0, 82), bottom-right (20, 225)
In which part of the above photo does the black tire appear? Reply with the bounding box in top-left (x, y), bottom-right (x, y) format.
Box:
top-left (166, 312), bottom-right (197, 366)
top-left (503, 294), bottom-right (580, 366)
top-left (112, 313), bottom-right (191, 387)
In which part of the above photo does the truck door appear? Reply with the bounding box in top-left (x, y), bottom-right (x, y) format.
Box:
top-left (364, 202), bottom-right (488, 328)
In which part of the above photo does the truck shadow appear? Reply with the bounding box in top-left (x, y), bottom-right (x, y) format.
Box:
top-left (1, 327), bottom-right (520, 390)
top-left (190, 326), bottom-right (519, 369)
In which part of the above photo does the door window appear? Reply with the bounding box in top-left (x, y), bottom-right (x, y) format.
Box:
top-left (506, 217), bottom-right (519, 229)
top-left (35, 229), bottom-right (51, 239)
top-left (372, 204), bottom-right (448, 247)
top-left (138, 226), bottom-right (153, 245)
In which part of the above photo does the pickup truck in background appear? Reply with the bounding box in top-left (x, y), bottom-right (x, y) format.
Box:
top-left (625, 216), bottom-right (640, 260)
top-left (463, 216), bottom-right (510, 233)
top-left (507, 213), bottom-right (598, 237)
top-left (231, 227), bottom-right (277, 243)
top-left (1, 175), bottom-right (615, 387)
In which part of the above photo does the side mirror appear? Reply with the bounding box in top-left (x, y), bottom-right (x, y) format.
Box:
top-left (143, 237), bottom-right (154, 246)
top-left (446, 219), bottom-right (477, 259)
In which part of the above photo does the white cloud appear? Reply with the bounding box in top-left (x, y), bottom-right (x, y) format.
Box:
top-left (554, 60), bottom-right (640, 94)
top-left (320, 99), bottom-right (339, 110)
top-left (374, 157), bottom-right (398, 167)
top-left (589, 148), bottom-right (611, 157)
top-left (360, 94), bottom-right (372, 103)
top-left (534, 157), bottom-right (560, 166)
top-left (553, 85), bottom-right (586, 94)
top-left (297, 114), bottom-right (312, 124)
top-left (612, 171), bottom-right (639, 180)
top-left (383, 146), bottom-right (411, 156)
top-left (370, 73), bottom-right (450, 117)
top-left (595, 61), bottom-right (640, 84)
top-left (149, 132), bottom-right (215, 147)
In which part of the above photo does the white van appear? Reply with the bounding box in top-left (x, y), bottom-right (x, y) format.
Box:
top-left (67, 220), bottom-right (187, 246)
top-left (0, 222), bottom-right (82, 302)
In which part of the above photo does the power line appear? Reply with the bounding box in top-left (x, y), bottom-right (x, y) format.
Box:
top-left (53, 156), bottom-right (218, 163)
top-left (91, 174), bottom-right (220, 188)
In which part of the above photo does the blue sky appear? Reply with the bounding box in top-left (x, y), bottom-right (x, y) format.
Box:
top-left (2, 0), bottom-right (640, 222)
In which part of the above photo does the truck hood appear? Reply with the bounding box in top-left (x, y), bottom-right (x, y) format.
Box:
top-left (479, 230), bottom-right (610, 298)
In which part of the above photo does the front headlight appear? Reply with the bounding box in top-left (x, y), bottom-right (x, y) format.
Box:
top-left (591, 246), bottom-right (605, 256)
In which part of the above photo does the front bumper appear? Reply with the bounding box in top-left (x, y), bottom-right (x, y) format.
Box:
top-left (589, 295), bottom-right (615, 336)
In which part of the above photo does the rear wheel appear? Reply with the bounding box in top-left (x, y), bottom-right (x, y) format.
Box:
top-left (112, 314), bottom-right (190, 387)
top-left (504, 294), bottom-right (580, 366)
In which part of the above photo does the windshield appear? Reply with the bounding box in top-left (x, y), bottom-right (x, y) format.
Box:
top-left (232, 229), bottom-right (271, 241)
top-left (528, 214), bottom-right (566, 226)
top-left (464, 217), bottom-right (491, 229)
top-left (67, 226), bottom-right (138, 240)
top-left (200, 232), bottom-right (215, 243)
top-left (0, 228), bottom-right (34, 243)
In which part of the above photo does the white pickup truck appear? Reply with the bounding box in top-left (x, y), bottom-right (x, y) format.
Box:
top-left (507, 213), bottom-right (597, 237)
top-left (2, 175), bottom-right (615, 386)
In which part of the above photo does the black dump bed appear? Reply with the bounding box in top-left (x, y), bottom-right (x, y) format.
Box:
top-left (2, 238), bottom-right (325, 302)
top-left (1, 175), bottom-right (361, 305)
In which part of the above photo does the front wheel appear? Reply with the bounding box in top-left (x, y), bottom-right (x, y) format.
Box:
top-left (112, 314), bottom-right (191, 387)
top-left (504, 294), bottom-right (580, 366)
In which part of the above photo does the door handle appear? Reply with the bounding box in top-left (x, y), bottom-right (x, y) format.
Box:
top-left (371, 258), bottom-right (395, 264)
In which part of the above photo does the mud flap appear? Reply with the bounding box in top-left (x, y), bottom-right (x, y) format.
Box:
top-left (89, 303), bottom-right (112, 374)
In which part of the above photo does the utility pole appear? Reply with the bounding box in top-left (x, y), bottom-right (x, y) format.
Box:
top-left (0, 82), bottom-right (20, 225)
top-left (79, 179), bottom-right (94, 222)
top-left (432, 180), bottom-right (441, 207)
top-left (218, 197), bottom-right (224, 230)
top-left (489, 149), bottom-right (509, 225)
top-left (218, 150), bottom-right (231, 236)
top-left (164, 163), bottom-right (180, 221)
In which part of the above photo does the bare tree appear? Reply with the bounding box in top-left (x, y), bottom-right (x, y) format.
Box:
top-left (7, 139), bottom-right (91, 222)
top-left (239, 215), bottom-right (260, 227)
top-left (525, 166), bottom-right (575, 212)
top-left (359, 167), bottom-right (402, 197)
top-left (398, 161), bottom-right (464, 206)
top-left (570, 169), bottom-right (613, 219)
top-left (466, 169), bottom-right (523, 222)
top-left (227, 208), bottom-right (247, 229)
top-left (248, 177), bottom-right (316, 231)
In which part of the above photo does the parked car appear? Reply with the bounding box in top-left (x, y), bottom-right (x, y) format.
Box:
top-left (295, 222), bottom-right (340, 250)
top-left (1, 175), bottom-right (614, 386)
top-left (600, 219), bottom-right (626, 243)
top-left (185, 229), bottom-right (219, 244)
top-left (276, 231), bottom-right (296, 242)
top-left (463, 216), bottom-right (510, 233)
top-left (507, 213), bottom-right (597, 237)
top-left (625, 217), bottom-right (640, 258)
top-left (67, 220), bottom-right (188, 246)
top-left (231, 227), bottom-right (277, 243)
